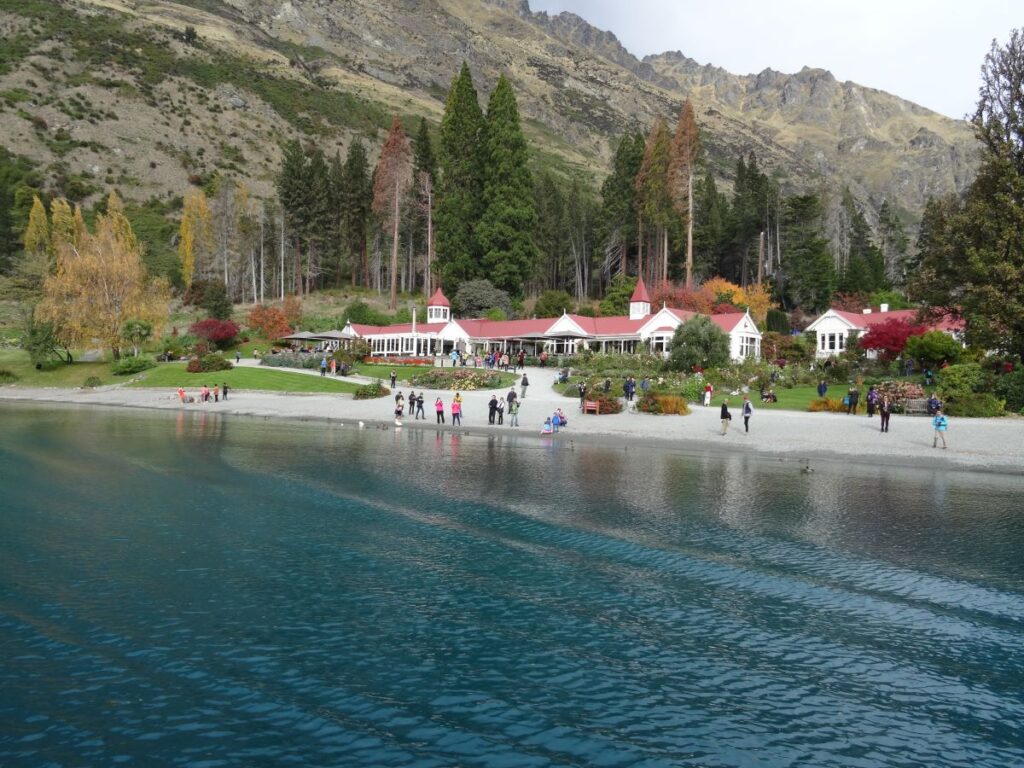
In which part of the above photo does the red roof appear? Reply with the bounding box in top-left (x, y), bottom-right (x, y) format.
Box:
top-left (709, 312), bottom-right (747, 333)
top-left (427, 288), bottom-right (450, 307)
top-left (833, 309), bottom-right (963, 332)
top-left (630, 276), bottom-right (651, 303)
top-left (565, 314), bottom-right (648, 336)
top-left (350, 322), bottom-right (447, 336)
top-left (456, 318), bottom-right (555, 338)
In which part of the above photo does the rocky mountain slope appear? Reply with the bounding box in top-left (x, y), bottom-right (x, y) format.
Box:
top-left (0, 0), bottom-right (978, 233)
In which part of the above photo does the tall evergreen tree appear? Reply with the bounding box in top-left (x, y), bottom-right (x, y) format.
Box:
top-left (436, 62), bottom-right (486, 294)
top-left (372, 117), bottom-right (413, 310)
top-left (669, 99), bottom-right (700, 287)
top-left (598, 132), bottom-right (644, 280)
top-left (779, 194), bottom-right (836, 312)
top-left (877, 199), bottom-right (909, 286)
top-left (477, 75), bottom-right (538, 298)
top-left (635, 117), bottom-right (674, 284)
top-left (411, 117), bottom-right (438, 295)
top-left (838, 191), bottom-right (887, 294)
top-left (276, 139), bottom-right (311, 295)
top-left (327, 150), bottom-right (346, 286)
top-left (692, 171), bottom-right (730, 282)
top-left (340, 140), bottom-right (372, 287)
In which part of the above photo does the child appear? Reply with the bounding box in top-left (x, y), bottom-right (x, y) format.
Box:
top-left (932, 408), bottom-right (948, 449)
top-left (541, 417), bottom-right (553, 435)
top-left (552, 411), bottom-right (562, 433)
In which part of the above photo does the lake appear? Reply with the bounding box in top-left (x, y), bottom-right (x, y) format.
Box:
top-left (2, 403), bottom-right (1023, 767)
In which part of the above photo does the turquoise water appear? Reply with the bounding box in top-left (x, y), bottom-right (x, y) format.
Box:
top-left (1, 404), bottom-right (1023, 767)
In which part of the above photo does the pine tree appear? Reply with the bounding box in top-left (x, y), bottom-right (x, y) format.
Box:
top-left (327, 150), bottom-right (346, 286)
top-left (340, 140), bottom-right (372, 287)
top-left (49, 198), bottom-right (74, 252)
top-left (436, 62), bottom-right (485, 293)
top-left (411, 117), bottom-right (438, 295)
top-left (534, 172), bottom-right (566, 290)
top-left (669, 99), bottom-right (700, 287)
top-left (372, 117), bottom-right (413, 310)
top-left (635, 117), bottom-right (674, 284)
top-left (477, 75), bottom-right (538, 298)
top-left (779, 194), bottom-right (835, 312)
top-left (693, 171), bottom-right (730, 281)
top-left (277, 139), bottom-right (311, 294)
top-left (599, 132), bottom-right (644, 279)
top-left (878, 200), bottom-right (909, 285)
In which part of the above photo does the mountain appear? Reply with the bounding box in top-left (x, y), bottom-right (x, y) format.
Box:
top-left (0, 0), bottom-right (977, 235)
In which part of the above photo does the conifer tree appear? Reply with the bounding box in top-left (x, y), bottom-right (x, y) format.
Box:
top-left (779, 194), bottom-right (835, 312)
top-left (477, 75), bottom-right (538, 298)
top-left (693, 171), bottom-right (730, 281)
top-left (635, 117), bottom-right (674, 284)
top-left (372, 117), bottom-right (413, 310)
top-left (327, 150), bottom-right (346, 286)
top-left (877, 199), bottom-right (909, 285)
top-left (23, 195), bottom-right (49, 263)
top-left (49, 198), bottom-right (75, 252)
top-left (277, 139), bottom-right (311, 294)
top-left (599, 132), bottom-right (645, 278)
top-left (412, 117), bottom-right (437, 295)
top-left (436, 62), bottom-right (485, 293)
top-left (17, 195), bottom-right (52, 298)
top-left (340, 140), bottom-right (372, 287)
top-left (669, 99), bottom-right (700, 287)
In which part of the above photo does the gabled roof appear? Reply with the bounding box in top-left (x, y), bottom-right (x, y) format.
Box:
top-left (565, 314), bottom-right (649, 337)
top-left (457, 317), bottom-right (557, 338)
top-left (709, 312), bottom-right (751, 334)
top-left (427, 287), bottom-right (450, 307)
top-left (630, 276), bottom-right (651, 303)
top-left (814, 308), bottom-right (964, 333)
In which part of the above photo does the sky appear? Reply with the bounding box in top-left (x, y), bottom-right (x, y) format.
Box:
top-left (529, 0), bottom-right (1021, 120)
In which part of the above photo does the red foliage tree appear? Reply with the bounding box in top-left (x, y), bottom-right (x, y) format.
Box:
top-left (831, 292), bottom-right (871, 312)
top-left (650, 280), bottom-right (715, 313)
top-left (712, 302), bottom-right (740, 314)
top-left (858, 318), bottom-right (927, 361)
top-left (247, 305), bottom-right (292, 339)
top-left (189, 318), bottom-right (240, 348)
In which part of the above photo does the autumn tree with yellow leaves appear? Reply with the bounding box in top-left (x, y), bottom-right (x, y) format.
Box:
top-left (178, 189), bottom-right (214, 290)
top-left (38, 192), bottom-right (169, 359)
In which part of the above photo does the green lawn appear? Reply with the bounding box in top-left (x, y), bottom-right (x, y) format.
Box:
top-left (0, 349), bottom-right (117, 387)
top-left (128, 363), bottom-right (360, 393)
top-left (353, 362), bottom-right (435, 381)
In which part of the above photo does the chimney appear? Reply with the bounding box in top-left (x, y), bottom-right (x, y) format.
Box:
top-left (862, 308), bottom-right (871, 314)
top-left (880, 303), bottom-right (889, 312)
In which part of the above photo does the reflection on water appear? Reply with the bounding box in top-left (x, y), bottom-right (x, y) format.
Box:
top-left (1, 403), bottom-right (1023, 768)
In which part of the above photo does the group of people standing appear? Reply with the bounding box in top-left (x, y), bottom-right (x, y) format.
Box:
top-left (487, 388), bottom-right (522, 427)
top-left (177, 383), bottom-right (229, 404)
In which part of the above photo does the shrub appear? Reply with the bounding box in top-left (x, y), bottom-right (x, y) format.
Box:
top-left (354, 380), bottom-right (389, 399)
top-left (247, 305), bottom-right (292, 339)
top-left (452, 279), bottom-right (512, 318)
top-left (187, 353), bottom-right (233, 373)
top-left (589, 391), bottom-right (623, 414)
top-left (282, 294), bottom-right (303, 325)
top-left (937, 363), bottom-right (1004, 417)
top-left (408, 368), bottom-right (504, 390)
top-left (637, 394), bottom-right (691, 415)
top-left (111, 355), bottom-right (156, 376)
top-left (534, 289), bottom-right (575, 318)
top-left (666, 316), bottom-right (730, 371)
top-left (260, 351), bottom-right (319, 369)
top-left (904, 331), bottom-right (962, 369)
top-left (82, 376), bottom-right (102, 388)
top-left (189, 318), bottom-right (239, 348)
top-left (808, 397), bottom-right (847, 412)
top-left (994, 369), bottom-right (1024, 412)
top-left (0, 368), bottom-right (19, 383)
top-left (765, 309), bottom-right (791, 334)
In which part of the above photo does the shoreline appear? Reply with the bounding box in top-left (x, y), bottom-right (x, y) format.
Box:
top-left (3, 374), bottom-right (1023, 476)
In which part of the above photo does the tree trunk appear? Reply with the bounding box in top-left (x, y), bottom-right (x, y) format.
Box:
top-left (425, 183), bottom-right (433, 296)
top-left (637, 216), bottom-right (644, 279)
top-left (686, 169), bottom-right (694, 288)
top-left (389, 187), bottom-right (400, 310)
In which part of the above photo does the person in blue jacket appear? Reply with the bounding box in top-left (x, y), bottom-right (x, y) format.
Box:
top-left (932, 409), bottom-right (949, 449)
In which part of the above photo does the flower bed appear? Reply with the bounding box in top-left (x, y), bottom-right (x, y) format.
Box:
top-left (363, 356), bottom-right (434, 366)
top-left (407, 368), bottom-right (503, 391)
top-left (874, 380), bottom-right (926, 412)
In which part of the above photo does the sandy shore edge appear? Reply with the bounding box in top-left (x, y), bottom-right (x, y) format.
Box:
top-left (3, 383), bottom-right (1022, 477)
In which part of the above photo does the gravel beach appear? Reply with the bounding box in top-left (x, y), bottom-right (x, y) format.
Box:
top-left (2, 364), bottom-right (1022, 475)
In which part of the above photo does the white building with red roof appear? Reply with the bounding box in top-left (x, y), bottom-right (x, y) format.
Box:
top-left (313, 282), bottom-right (762, 361)
top-left (805, 304), bottom-right (964, 359)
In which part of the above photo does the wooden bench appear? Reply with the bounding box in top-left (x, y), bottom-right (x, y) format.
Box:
top-left (582, 400), bottom-right (599, 414)
top-left (904, 397), bottom-right (929, 416)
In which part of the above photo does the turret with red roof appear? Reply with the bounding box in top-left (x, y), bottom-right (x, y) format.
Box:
top-left (629, 276), bottom-right (651, 320)
top-left (427, 287), bottom-right (450, 322)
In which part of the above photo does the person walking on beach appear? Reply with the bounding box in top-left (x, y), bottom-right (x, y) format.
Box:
top-left (415, 392), bottom-right (425, 420)
top-left (846, 386), bottom-right (859, 415)
top-left (932, 408), bottom-right (949, 449)
top-left (879, 395), bottom-right (892, 433)
top-left (222, 383), bottom-right (229, 401)
top-left (389, 369), bottom-right (397, 389)
top-left (394, 398), bottom-right (404, 426)
top-left (742, 395), bottom-right (753, 433)
top-left (496, 397), bottom-right (505, 425)
top-left (520, 373), bottom-right (529, 399)
top-left (720, 398), bottom-right (732, 435)
top-left (213, 385), bottom-right (220, 403)
top-left (177, 386), bottom-right (186, 404)
top-left (509, 398), bottom-right (520, 427)
top-left (488, 394), bottom-right (499, 425)
top-left (435, 396), bottom-right (445, 424)
top-left (506, 387), bottom-right (517, 409)
top-left (452, 393), bottom-right (463, 426)
top-left (395, 391), bottom-right (404, 417)
top-left (408, 392), bottom-right (417, 417)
